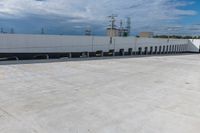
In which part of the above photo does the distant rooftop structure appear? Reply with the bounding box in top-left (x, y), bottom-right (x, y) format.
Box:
top-left (107, 15), bottom-right (131, 37)
top-left (85, 26), bottom-right (92, 36)
top-left (106, 28), bottom-right (120, 37)
top-left (139, 32), bottom-right (154, 38)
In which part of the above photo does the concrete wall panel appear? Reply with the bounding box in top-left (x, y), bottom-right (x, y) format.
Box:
top-left (0, 34), bottom-right (196, 53)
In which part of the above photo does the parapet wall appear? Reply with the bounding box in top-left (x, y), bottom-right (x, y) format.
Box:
top-left (188, 39), bottom-right (200, 53)
top-left (0, 34), bottom-right (190, 53)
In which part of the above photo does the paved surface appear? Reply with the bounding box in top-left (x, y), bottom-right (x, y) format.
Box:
top-left (0, 54), bottom-right (200, 133)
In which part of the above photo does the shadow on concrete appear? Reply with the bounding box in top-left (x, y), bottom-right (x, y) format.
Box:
top-left (0, 53), bottom-right (198, 66)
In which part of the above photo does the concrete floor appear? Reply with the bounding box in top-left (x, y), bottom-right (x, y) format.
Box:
top-left (0, 54), bottom-right (200, 133)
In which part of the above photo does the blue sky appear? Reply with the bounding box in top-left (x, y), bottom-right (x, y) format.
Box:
top-left (0, 0), bottom-right (200, 35)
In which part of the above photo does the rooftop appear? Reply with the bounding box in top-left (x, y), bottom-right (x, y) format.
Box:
top-left (0, 55), bottom-right (200, 133)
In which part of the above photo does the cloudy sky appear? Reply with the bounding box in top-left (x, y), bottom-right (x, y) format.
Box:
top-left (0, 0), bottom-right (200, 35)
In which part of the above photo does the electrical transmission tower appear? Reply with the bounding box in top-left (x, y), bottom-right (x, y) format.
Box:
top-left (126, 17), bottom-right (131, 36)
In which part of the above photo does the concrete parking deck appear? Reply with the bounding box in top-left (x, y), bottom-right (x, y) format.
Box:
top-left (0, 55), bottom-right (200, 133)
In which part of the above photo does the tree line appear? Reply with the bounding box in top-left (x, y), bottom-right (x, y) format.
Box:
top-left (153, 35), bottom-right (200, 39)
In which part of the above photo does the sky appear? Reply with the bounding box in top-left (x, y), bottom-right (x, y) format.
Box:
top-left (0, 0), bottom-right (200, 36)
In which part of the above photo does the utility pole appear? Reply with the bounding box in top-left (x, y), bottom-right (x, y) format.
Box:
top-left (41, 28), bottom-right (45, 34)
top-left (1, 28), bottom-right (3, 33)
top-left (85, 26), bottom-right (92, 36)
top-left (166, 26), bottom-right (182, 42)
top-left (10, 28), bottom-right (14, 34)
top-left (119, 20), bottom-right (123, 37)
top-left (108, 14), bottom-right (118, 44)
top-left (126, 17), bottom-right (131, 36)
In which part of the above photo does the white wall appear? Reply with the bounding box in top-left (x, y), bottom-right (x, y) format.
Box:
top-left (0, 34), bottom-right (192, 53)
top-left (188, 39), bottom-right (200, 52)
top-left (0, 34), bottom-right (93, 53)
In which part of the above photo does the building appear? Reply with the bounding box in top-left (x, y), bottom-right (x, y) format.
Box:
top-left (106, 28), bottom-right (129, 37)
top-left (140, 32), bottom-right (154, 38)
top-left (106, 28), bottom-right (120, 37)
top-left (119, 29), bottom-right (129, 37)
top-left (107, 16), bottom-right (131, 37)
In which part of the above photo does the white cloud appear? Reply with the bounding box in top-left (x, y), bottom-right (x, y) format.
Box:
top-left (0, 0), bottom-right (197, 34)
